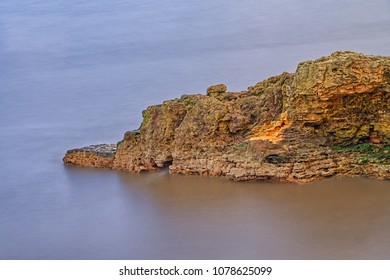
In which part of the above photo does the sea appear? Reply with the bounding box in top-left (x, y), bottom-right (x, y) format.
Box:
top-left (1, 0), bottom-right (390, 259)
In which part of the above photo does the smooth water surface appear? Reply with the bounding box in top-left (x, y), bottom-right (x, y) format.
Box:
top-left (1, 0), bottom-right (390, 259)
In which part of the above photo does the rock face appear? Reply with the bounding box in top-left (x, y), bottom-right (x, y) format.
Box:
top-left (63, 51), bottom-right (390, 183)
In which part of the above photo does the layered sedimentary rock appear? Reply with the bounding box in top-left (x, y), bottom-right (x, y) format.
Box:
top-left (64, 144), bottom-right (116, 168)
top-left (64, 51), bottom-right (390, 183)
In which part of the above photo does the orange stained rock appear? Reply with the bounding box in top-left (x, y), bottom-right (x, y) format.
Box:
top-left (249, 112), bottom-right (291, 143)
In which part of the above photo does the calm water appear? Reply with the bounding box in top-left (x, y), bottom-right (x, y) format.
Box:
top-left (1, 0), bottom-right (390, 259)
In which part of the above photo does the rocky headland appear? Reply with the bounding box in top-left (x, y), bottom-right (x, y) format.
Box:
top-left (64, 51), bottom-right (390, 183)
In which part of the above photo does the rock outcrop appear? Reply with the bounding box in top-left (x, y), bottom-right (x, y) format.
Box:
top-left (64, 51), bottom-right (390, 183)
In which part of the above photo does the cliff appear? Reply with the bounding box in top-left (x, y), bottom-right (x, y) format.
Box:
top-left (64, 51), bottom-right (390, 183)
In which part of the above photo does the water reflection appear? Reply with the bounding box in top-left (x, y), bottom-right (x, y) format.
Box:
top-left (116, 172), bottom-right (390, 259)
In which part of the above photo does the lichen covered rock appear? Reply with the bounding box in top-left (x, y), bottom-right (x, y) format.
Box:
top-left (64, 51), bottom-right (390, 183)
top-left (207, 84), bottom-right (227, 95)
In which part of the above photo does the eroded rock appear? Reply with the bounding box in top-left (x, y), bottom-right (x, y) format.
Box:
top-left (63, 51), bottom-right (390, 183)
top-left (207, 84), bottom-right (227, 95)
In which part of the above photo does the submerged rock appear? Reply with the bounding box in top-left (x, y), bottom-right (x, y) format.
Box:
top-left (63, 51), bottom-right (390, 183)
